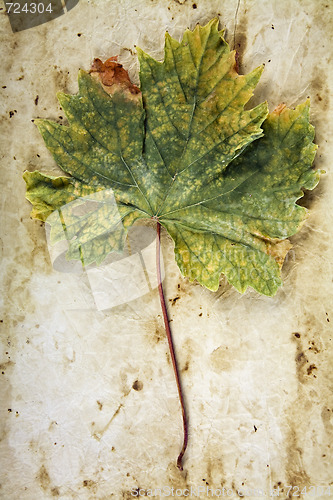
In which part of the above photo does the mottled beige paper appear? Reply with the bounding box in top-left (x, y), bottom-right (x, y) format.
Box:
top-left (0, 0), bottom-right (332, 498)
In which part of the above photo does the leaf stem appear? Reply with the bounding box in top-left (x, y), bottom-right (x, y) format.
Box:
top-left (156, 221), bottom-right (188, 471)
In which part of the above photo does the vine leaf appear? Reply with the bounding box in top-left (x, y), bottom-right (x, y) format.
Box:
top-left (24, 18), bottom-right (320, 295)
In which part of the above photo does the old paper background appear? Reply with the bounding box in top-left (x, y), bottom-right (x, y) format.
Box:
top-left (0, 0), bottom-right (332, 498)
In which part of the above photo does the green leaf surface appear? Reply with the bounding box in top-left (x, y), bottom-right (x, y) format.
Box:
top-left (24, 19), bottom-right (320, 295)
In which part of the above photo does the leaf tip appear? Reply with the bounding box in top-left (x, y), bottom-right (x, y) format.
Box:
top-left (207, 17), bottom-right (220, 29)
top-left (33, 118), bottom-right (47, 134)
top-left (78, 68), bottom-right (87, 77)
top-left (22, 169), bottom-right (31, 185)
top-left (135, 45), bottom-right (144, 57)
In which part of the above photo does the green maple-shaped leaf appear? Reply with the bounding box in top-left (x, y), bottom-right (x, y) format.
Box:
top-left (24, 19), bottom-right (320, 296)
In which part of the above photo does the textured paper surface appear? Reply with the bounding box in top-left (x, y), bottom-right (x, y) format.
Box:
top-left (1, 0), bottom-right (332, 498)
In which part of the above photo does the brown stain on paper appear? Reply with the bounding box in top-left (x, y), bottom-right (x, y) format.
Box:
top-left (284, 426), bottom-right (312, 495)
top-left (283, 306), bottom-right (332, 490)
top-left (37, 465), bottom-right (59, 496)
top-left (232, 7), bottom-right (248, 71)
top-left (310, 71), bottom-right (330, 115)
top-left (82, 479), bottom-right (98, 493)
top-left (132, 379), bottom-right (143, 391)
top-left (210, 345), bottom-right (232, 372)
top-left (144, 318), bottom-right (166, 346)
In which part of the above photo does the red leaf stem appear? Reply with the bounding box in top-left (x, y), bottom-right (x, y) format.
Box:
top-left (156, 221), bottom-right (188, 470)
